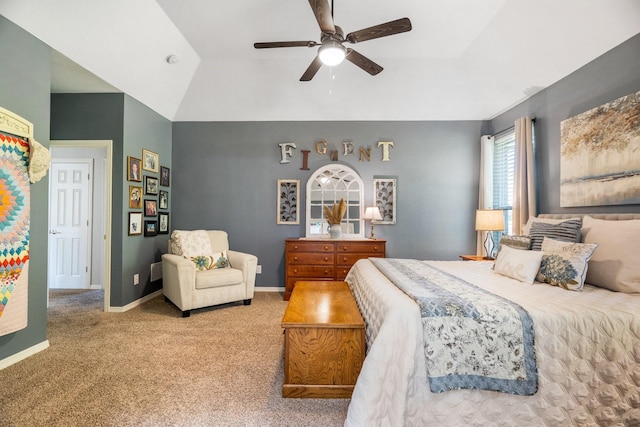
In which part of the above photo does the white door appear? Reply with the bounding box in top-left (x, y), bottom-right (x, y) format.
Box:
top-left (48, 159), bottom-right (93, 289)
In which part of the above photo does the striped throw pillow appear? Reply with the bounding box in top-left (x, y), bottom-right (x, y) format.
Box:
top-left (529, 218), bottom-right (582, 251)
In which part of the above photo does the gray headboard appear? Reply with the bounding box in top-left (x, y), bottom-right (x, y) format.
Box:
top-left (538, 213), bottom-right (640, 221)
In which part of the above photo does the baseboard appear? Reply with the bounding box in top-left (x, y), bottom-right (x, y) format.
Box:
top-left (254, 287), bottom-right (285, 293)
top-left (0, 340), bottom-right (50, 370)
top-left (109, 289), bottom-right (163, 313)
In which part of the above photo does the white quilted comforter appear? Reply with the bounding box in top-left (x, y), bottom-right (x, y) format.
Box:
top-left (344, 259), bottom-right (640, 427)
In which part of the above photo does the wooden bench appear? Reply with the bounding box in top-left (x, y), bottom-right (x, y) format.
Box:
top-left (281, 281), bottom-right (365, 398)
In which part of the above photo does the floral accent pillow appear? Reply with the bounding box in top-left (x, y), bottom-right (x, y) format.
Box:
top-left (493, 245), bottom-right (544, 285)
top-left (536, 238), bottom-right (598, 291)
top-left (191, 251), bottom-right (231, 271)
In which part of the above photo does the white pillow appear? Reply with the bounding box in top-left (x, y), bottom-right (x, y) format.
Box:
top-left (170, 230), bottom-right (212, 258)
top-left (536, 238), bottom-right (598, 291)
top-left (521, 216), bottom-right (581, 235)
top-left (493, 245), bottom-right (544, 285)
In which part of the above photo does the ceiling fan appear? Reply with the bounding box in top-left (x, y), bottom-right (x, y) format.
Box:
top-left (253, 0), bottom-right (412, 81)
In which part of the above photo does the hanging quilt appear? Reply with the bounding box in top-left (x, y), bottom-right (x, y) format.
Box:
top-left (0, 131), bottom-right (30, 336)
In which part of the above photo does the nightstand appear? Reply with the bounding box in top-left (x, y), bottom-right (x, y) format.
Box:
top-left (459, 255), bottom-right (494, 261)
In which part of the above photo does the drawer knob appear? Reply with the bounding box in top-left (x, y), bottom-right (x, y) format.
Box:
top-left (342, 257), bottom-right (347, 262)
top-left (293, 245), bottom-right (298, 250)
top-left (324, 245), bottom-right (329, 250)
top-left (324, 270), bottom-right (329, 275)
top-left (293, 269), bottom-right (298, 273)
top-left (294, 256), bottom-right (298, 261)
top-left (373, 246), bottom-right (378, 251)
top-left (324, 257), bottom-right (328, 261)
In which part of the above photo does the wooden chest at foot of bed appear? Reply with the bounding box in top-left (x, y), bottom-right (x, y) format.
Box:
top-left (281, 281), bottom-right (365, 398)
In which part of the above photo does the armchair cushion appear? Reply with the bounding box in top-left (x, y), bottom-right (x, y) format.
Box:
top-left (195, 267), bottom-right (244, 289)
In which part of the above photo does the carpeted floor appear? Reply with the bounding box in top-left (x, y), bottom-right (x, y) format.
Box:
top-left (1, 290), bottom-right (350, 426)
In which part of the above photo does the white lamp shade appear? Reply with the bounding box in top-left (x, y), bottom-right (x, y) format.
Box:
top-left (363, 206), bottom-right (383, 221)
top-left (475, 209), bottom-right (504, 231)
top-left (318, 42), bottom-right (346, 66)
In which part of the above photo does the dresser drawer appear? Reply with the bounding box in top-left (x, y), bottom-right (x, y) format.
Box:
top-left (287, 252), bottom-right (334, 265)
top-left (287, 266), bottom-right (335, 278)
top-left (338, 252), bottom-right (385, 266)
top-left (287, 242), bottom-right (334, 252)
top-left (336, 242), bottom-right (385, 254)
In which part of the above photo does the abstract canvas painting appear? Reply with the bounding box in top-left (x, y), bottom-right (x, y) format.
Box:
top-left (560, 90), bottom-right (640, 207)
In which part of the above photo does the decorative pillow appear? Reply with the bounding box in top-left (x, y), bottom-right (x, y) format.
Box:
top-left (492, 235), bottom-right (531, 270)
top-left (521, 216), bottom-right (581, 235)
top-left (493, 245), bottom-right (544, 285)
top-left (170, 230), bottom-right (213, 257)
top-left (191, 250), bottom-right (232, 271)
top-left (581, 216), bottom-right (640, 293)
top-left (536, 238), bottom-right (598, 291)
top-left (529, 218), bottom-right (582, 251)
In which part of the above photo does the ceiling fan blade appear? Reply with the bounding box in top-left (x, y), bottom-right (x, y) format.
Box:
top-left (308, 0), bottom-right (335, 33)
top-left (345, 17), bottom-right (412, 44)
top-left (345, 49), bottom-right (383, 76)
top-left (254, 41), bottom-right (318, 49)
top-left (300, 56), bottom-right (323, 81)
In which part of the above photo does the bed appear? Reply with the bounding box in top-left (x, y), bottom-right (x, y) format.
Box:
top-left (344, 214), bottom-right (640, 427)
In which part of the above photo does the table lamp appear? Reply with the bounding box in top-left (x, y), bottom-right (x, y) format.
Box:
top-left (363, 206), bottom-right (383, 239)
top-left (475, 209), bottom-right (504, 258)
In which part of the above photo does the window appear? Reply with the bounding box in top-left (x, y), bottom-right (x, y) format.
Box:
top-left (492, 128), bottom-right (515, 236)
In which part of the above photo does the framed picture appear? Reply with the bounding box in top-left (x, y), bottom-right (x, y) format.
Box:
top-left (142, 149), bottom-right (159, 173)
top-left (144, 220), bottom-right (157, 237)
top-left (144, 199), bottom-right (157, 217)
top-left (159, 190), bottom-right (168, 210)
top-left (158, 212), bottom-right (169, 234)
top-left (144, 176), bottom-right (158, 195)
top-left (128, 212), bottom-right (143, 236)
top-left (160, 166), bottom-right (170, 187)
top-left (373, 177), bottom-right (397, 224)
top-left (127, 156), bottom-right (142, 182)
top-left (128, 185), bottom-right (143, 209)
top-left (277, 179), bottom-right (300, 224)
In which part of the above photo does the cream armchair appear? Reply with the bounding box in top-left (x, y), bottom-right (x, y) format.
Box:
top-left (161, 230), bottom-right (257, 317)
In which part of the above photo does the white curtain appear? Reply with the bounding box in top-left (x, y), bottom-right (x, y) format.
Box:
top-left (513, 117), bottom-right (536, 235)
top-left (476, 135), bottom-right (494, 256)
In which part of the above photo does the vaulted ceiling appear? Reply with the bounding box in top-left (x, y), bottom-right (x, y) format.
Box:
top-left (1, 0), bottom-right (639, 121)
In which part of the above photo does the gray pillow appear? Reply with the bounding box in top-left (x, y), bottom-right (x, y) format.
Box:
top-left (529, 218), bottom-right (582, 251)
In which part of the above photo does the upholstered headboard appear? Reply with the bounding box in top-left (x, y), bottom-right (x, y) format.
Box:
top-left (538, 213), bottom-right (640, 221)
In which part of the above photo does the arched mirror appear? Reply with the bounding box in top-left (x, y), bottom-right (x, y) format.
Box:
top-left (306, 164), bottom-right (364, 238)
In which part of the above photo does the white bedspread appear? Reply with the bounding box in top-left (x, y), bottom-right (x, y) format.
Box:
top-left (345, 259), bottom-right (640, 427)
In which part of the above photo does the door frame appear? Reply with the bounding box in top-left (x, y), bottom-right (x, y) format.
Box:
top-left (49, 140), bottom-right (113, 312)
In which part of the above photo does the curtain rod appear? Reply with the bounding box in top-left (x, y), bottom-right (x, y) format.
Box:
top-left (493, 117), bottom-right (536, 137)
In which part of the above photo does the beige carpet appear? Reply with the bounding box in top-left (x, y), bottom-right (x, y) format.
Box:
top-left (1, 290), bottom-right (350, 426)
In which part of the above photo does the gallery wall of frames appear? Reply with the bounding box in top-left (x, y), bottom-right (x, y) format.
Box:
top-left (126, 149), bottom-right (170, 237)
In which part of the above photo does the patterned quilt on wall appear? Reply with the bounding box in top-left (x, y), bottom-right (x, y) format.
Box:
top-left (0, 131), bottom-right (30, 336)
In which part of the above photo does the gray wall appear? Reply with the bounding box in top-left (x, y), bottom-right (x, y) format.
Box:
top-left (490, 33), bottom-right (640, 215)
top-left (50, 94), bottom-right (172, 306)
top-left (0, 16), bottom-right (51, 360)
top-left (171, 121), bottom-right (484, 288)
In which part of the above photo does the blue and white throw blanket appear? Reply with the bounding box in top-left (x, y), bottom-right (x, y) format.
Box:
top-left (370, 258), bottom-right (538, 395)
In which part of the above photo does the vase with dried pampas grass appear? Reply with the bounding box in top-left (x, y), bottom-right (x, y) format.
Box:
top-left (324, 198), bottom-right (347, 239)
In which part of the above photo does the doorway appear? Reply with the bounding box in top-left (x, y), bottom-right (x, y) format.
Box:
top-left (48, 141), bottom-right (112, 312)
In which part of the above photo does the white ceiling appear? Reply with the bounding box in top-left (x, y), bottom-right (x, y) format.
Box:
top-left (1, 0), bottom-right (639, 121)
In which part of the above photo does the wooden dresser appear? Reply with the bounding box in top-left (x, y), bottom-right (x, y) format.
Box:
top-left (284, 238), bottom-right (386, 301)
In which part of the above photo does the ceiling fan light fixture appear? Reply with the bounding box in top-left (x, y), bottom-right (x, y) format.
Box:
top-left (318, 42), bottom-right (346, 66)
